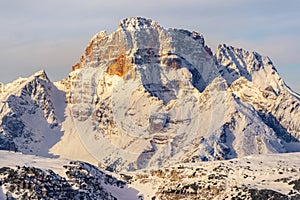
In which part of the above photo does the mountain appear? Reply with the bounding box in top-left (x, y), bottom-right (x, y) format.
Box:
top-left (0, 70), bottom-right (65, 156)
top-left (1, 16), bottom-right (300, 199)
top-left (55, 17), bottom-right (299, 171)
top-left (0, 17), bottom-right (299, 173)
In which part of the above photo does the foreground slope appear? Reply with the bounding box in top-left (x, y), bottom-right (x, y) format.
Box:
top-left (0, 151), bottom-right (139, 199)
top-left (1, 151), bottom-right (300, 199)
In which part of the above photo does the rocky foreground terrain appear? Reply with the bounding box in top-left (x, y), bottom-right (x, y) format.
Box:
top-left (1, 151), bottom-right (300, 199)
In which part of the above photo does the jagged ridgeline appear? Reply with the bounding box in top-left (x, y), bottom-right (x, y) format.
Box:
top-left (0, 17), bottom-right (299, 172)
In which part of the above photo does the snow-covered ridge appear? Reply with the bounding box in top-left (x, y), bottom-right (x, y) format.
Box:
top-left (216, 44), bottom-right (283, 92)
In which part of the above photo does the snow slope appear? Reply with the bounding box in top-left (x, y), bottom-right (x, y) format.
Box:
top-left (0, 150), bottom-right (140, 200)
top-left (127, 152), bottom-right (300, 199)
top-left (1, 150), bottom-right (300, 199)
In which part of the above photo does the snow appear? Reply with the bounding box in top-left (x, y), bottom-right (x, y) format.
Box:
top-left (0, 151), bottom-right (69, 178)
top-left (49, 105), bottom-right (99, 165)
top-left (34, 17), bottom-right (300, 171)
top-left (126, 152), bottom-right (300, 198)
top-left (0, 150), bottom-right (142, 199)
top-left (12, 148), bottom-right (295, 199)
top-left (56, 23), bottom-right (228, 170)
top-left (50, 82), bottom-right (67, 123)
top-left (0, 71), bottom-right (66, 157)
top-left (103, 184), bottom-right (140, 200)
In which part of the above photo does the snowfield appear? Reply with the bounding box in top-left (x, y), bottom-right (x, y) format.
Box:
top-left (1, 151), bottom-right (300, 199)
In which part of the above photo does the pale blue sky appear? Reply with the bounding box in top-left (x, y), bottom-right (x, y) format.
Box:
top-left (0, 0), bottom-right (299, 92)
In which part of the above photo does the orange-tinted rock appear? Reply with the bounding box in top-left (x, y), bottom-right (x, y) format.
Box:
top-left (71, 36), bottom-right (100, 71)
top-left (85, 41), bottom-right (94, 57)
top-left (72, 63), bottom-right (81, 72)
top-left (71, 56), bottom-right (84, 71)
top-left (107, 55), bottom-right (133, 77)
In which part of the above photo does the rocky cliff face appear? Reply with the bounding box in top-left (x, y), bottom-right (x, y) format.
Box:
top-left (1, 17), bottom-right (299, 172)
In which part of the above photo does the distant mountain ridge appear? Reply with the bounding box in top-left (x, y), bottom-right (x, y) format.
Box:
top-left (0, 17), bottom-right (299, 172)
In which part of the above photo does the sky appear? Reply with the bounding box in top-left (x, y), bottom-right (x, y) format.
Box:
top-left (0, 0), bottom-right (299, 92)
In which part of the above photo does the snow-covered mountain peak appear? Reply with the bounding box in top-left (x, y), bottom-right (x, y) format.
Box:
top-left (0, 70), bottom-right (51, 101)
top-left (32, 69), bottom-right (49, 81)
top-left (216, 43), bottom-right (284, 95)
top-left (216, 43), bottom-right (264, 75)
top-left (52, 18), bottom-right (300, 171)
top-left (217, 44), bottom-right (274, 72)
top-left (118, 17), bottom-right (161, 30)
top-left (0, 70), bottom-right (66, 156)
top-left (1, 18), bottom-right (300, 174)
